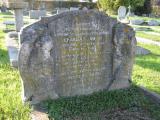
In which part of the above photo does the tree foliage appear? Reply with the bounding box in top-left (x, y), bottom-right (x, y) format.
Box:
top-left (97, 0), bottom-right (145, 14)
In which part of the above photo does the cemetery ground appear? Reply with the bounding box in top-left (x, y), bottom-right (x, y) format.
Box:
top-left (131, 16), bottom-right (160, 42)
top-left (112, 15), bottom-right (160, 42)
top-left (0, 12), bottom-right (160, 120)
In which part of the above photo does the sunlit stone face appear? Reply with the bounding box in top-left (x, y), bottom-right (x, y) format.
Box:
top-left (19, 10), bottom-right (136, 104)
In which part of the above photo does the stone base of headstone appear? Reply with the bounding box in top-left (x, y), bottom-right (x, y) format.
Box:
top-left (31, 104), bottom-right (49, 120)
top-left (5, 31), bottom-right (19, 68)
top-left (29, 10), bottom-right (46, 19)
top-left (136, 46), bottom-right (150, 55)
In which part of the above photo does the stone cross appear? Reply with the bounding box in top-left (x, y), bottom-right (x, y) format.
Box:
top-left (127, 5), bottom-right (132, 17)
top-left (5, 0), bottom-right (28, 32)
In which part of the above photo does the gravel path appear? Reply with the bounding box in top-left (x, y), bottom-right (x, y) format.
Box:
top-left (136, 37), bottom-right (160, 46)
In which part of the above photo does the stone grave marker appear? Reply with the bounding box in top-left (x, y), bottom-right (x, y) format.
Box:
top-left (19, 10), bottom-right (136, 104)
top-left (5, 0), bottom-right (28, 32)
top-left (29, 10), bottom-right (46, 19)
top-left (117, 6), bottom-right (127, 21)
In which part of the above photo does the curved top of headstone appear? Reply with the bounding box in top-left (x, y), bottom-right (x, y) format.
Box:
top-left (20, 10), bottom-right (115, 44)
top-left (118, 6), bottom-right (127, 19)
top-left (19, 10), bottom-right (136, 104)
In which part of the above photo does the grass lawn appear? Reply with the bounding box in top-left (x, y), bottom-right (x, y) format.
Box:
top-left (0, 12), bottom-right (160, 120)
top-left (0, 13), bottom-right (30, 119)
top-left (136, 31), bottom-right (160, 42)
top-left (133, 43), bottom-right (160, 94)
top-left (130, 17), bottom-right (160, 42)
top-left (111, 15), bottom-right (160, 42)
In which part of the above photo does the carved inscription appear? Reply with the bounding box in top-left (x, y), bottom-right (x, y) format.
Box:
top-left (19, 11), bottom-right (136, 103)
top-left (49, 20), bottom-right (113, 95)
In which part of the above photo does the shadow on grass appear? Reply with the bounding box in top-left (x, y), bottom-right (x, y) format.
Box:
top-left (135, 55), bottom-right (160, 72)
top-left (0, 48), bottom-right (9, 64)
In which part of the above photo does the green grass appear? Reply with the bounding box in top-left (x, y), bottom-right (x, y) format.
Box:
top-left (0, 30), bottom-right (30, 119)
top-left (129, 16), bottom-right (160, 21)
top-left (136, 31), bottom-right (160, 42)
top-left (132, 43), bottom-right (160, 94)
top-left (111, 15), bottom-right (160, 21)
top-left (111, 15), bottom-right (160, 42)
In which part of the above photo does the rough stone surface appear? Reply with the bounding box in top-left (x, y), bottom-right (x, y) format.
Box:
top-left (31, 111), bottom-right (49, 120)
top-left (19, 10), bottom-right (136, 104)
top-left (148, 20), bottom-right (160, 26)
top-left (130, 19), bottom-right (144, 25)
top-left (136, 46), bottom-right (150, 55)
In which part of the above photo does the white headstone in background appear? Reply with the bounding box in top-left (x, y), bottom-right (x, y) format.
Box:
top-left (118, 6), bottom-right (126, 20)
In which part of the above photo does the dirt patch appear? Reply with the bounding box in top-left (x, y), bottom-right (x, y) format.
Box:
top-left (70, 107), bottom-right (153, 120)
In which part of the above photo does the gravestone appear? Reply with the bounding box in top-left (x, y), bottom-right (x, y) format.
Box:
top-left (117, 6), bottom-right (127, 21)
top-left (29, 10), bottom-right (46, 19)
top-left (148, 20), bottom-right (160, 26)
top-left (5, 0), bottom-right (28, 32)
top-left (19, 10), bottom-right (136, 104)
top-left (130, 19), bottom-right (144, 25)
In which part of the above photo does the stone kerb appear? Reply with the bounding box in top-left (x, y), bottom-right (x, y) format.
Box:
top-left (19, 10), bottom-right (136, 104)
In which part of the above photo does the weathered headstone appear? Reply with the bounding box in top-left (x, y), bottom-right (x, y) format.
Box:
top-left (117, 6), bottom-right (127, 21)
top-left (19, 10), bottom-right (136, 104)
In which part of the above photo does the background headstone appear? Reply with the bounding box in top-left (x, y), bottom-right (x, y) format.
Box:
top-left (130, 19), bottom-right (144, 25)
top-left (19, 10), bottom-right (136, 104)
top-left (148, 20), bottom-right (160, 26)
top-left (29, 10), bottom-right (46, 19)
top-left (117, 6), bottom-right (127, 21)
top-left (136, 46), bottom-right (150, 55)
top-left (5, 0), bottom-right (28, 32)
